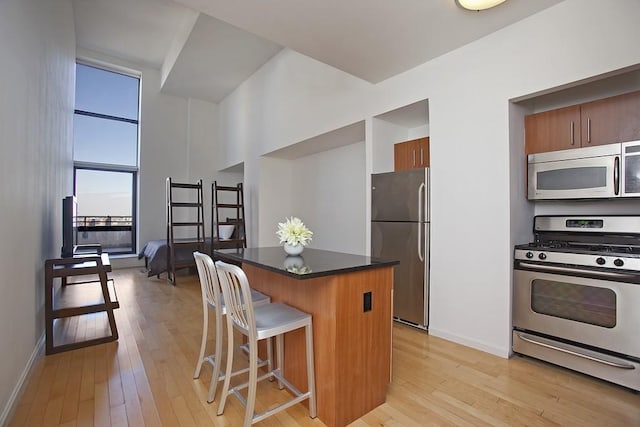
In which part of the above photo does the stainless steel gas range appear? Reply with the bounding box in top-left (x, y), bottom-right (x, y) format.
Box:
top-left (513, 215), bottom-right (640, 391)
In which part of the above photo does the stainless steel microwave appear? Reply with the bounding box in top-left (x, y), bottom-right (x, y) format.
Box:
top-left (528, 140), bottom-right (640, 200)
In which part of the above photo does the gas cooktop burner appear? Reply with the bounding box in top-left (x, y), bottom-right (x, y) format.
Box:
top-left (583, 245), bottom-right (638, 254)
top-left (515, 215), bottom-right (640, 272)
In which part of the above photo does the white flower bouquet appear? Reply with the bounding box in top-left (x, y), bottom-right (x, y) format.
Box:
top-left (276, 216), bottom-right (313, 246)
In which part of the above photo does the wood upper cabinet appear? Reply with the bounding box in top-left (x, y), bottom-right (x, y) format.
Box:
top-left (525, 90), bottom-right (640, 155)
top-left (394, 137), bottom-right (430, 170)
top-left (580, 90), bottom-right (640, 147)
top-left (394, 140), bottom-right (414, 170)
top-left (525, 105), bottom-right (580, 154)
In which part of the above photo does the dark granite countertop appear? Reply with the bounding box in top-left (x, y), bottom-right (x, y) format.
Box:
top-left (213, 247), bottom-right (398, 280)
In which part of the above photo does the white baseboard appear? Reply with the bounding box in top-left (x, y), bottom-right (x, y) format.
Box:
top-left (0, 333), bottom-right (45, 427)
top-left (428, 327), bottom-right (511, 359)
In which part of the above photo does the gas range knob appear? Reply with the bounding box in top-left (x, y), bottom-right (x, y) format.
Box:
top-left (538, 253), bottom-right (546, 260)
top-left (614, 258), bottom-right (624, 267)
top-left (526, 252), bottom-right (534, 259)
top-left (596, 257), bottom-right (606, 265)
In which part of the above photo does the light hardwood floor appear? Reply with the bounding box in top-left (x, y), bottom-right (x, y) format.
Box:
top-left (9, 268), bottom-right (640, 426)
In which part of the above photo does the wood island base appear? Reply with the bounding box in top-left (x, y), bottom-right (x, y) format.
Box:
top-left (243, 263), bottom-right (393, 427)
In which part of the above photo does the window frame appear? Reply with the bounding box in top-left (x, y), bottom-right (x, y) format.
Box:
top-left (73, 165), bottom-right (138, 255)
top-left (73, 59), bottom-right (141, 255)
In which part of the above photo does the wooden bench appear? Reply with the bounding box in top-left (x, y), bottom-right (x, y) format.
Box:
top-left (44, 253), bottom-right (119, 354)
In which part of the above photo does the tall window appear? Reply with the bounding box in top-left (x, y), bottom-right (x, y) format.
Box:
top-left (73, 63), bottom-right (140, 254)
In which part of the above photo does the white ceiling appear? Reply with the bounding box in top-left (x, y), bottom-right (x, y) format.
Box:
top-left (160, 14), bottom-right (282, 101)
top-left (73, 0), bottom-right (564, 103)
top-left (73, 0), bottom-right (191, 69)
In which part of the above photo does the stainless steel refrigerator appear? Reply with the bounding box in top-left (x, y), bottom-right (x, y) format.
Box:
top-left (371, 168), bottom-right (429, 330)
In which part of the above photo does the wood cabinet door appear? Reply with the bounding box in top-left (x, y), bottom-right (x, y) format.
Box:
top-left (580, 90), bottom-right (640, 147)
top-left (395, 138), bottom-right (431, 170)
top-left (525, 105), bottom-right (581, 154)
top-left (394, 140), bottom-right (416, 170)
top-left (417, 137), bottom-right (430, 167)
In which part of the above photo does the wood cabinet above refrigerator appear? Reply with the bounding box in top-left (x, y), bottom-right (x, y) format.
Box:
top-left (394, 137), bottom-right (430, 171)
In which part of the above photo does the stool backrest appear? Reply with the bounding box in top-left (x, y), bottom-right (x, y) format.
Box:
top-left (215, 261), bottom-right (255, 339)
top-left (193, 252), bottom-right (223, 310)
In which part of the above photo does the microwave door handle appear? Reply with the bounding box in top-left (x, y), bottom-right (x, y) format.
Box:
top-left (614, 156), bottom-right (620, 195)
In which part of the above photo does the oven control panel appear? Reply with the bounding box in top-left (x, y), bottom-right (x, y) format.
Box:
top-left (515, 249), bottom-right (640, 272)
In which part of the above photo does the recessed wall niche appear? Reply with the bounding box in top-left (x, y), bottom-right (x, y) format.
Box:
top-left (372, 99), bottom-right (429, 174)
top-left (260, 121), bottom-right (367, 254)
top-left (512, 66), bottom-right (640, 219)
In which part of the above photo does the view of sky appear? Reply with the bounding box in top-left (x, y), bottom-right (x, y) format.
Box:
top-left (73, 64), bottom-right (140, 217)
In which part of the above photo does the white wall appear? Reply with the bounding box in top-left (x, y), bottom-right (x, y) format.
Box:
top-left (0, 0), bottom-right (75, 422)
top-left (254, 143), bottom-right (366, 253)
top-left (407, 125), bottom-right (429, 140)
top-left (218, 49), bottom-right (373, 168)
top-left (371, 119), bottom-right (409, 174)
top-left (187, 97), bottom-right (243, 234)
top-left (217, 0), bottom-right (640, 358)
top-left (256, 157), bottom-right (293, 246)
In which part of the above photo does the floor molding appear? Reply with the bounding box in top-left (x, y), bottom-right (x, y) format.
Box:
top-left (429, 326), bottom-right (511, 358)
top-left (0, 333), bottom-right (45, 427)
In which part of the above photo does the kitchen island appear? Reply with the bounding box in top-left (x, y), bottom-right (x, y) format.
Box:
top-left (213, 247), bottom-right (397, 427)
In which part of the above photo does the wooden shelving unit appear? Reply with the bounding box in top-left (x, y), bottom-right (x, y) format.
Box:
top-left (166, 178), bottom-right (206, 284)
top-left (212, 181), bottom-right (247, 250)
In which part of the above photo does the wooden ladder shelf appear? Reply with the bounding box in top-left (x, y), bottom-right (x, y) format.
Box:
top-left (166, 178), bottom-right (206, 284)
top-left (212, 181), bottom-right (247, 250)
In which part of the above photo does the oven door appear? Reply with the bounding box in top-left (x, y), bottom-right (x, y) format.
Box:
top-left (527, 145), bottom-right (620, 200)
top-left (513, 267), bottom-right (640, 358)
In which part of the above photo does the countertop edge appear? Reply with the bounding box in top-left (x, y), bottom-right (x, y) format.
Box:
top-left (213, 250), bottom-right (398, 280)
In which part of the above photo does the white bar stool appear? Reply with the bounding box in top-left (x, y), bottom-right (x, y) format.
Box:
top-left (215, 260), bottom-right (317, 427)
top-left (192, 252), bottom-right (271, 403)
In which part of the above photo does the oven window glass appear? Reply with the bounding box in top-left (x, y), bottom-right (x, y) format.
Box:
top-left (537, 167), bottom-right (607, 190)
top-left (531, 280), bottom-right (616, 328)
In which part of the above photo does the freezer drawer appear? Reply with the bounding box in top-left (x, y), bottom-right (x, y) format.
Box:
top-left (371, 221), bottom-right (428, 328)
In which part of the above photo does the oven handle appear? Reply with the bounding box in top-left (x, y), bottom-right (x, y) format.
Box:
top-left (517, 262), bottom-right (637, 280)
top-left (516, 332), bottom-right (635, 370)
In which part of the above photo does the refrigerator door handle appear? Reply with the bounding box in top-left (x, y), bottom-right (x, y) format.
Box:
top-left (418, 183), bottom-right (425, 261)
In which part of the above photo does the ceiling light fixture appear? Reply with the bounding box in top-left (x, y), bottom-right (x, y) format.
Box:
top-left (456, 0), bottom-right (507, 11)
